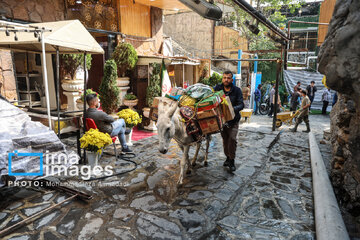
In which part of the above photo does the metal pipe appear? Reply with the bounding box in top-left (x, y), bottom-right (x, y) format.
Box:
top-left (232, 0), bottom-right (289, 41)
top-left (0, 194), bottom-right (78, 237)
top-left (211, 58), bottom-right (278, 62)
top-left (41, 31), bottom-right (52, 130)
top-left (56, 47), bottom-right (60, 139)
top-left (83, 52), bottom-right (87, 164)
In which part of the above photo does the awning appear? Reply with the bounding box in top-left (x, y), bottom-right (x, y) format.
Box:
top-left (0, 20), bottom-right (104, 54)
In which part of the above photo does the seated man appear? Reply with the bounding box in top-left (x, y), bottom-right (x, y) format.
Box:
top-left (85, 94), bottom-right (132, 153)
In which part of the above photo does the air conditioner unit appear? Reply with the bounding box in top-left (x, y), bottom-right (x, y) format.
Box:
top-left (179, 0), bottom-right (223, 21)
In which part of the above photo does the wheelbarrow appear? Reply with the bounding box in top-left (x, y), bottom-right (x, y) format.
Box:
top-left (276, 110), bottom-right (300, 128)
top-left (240, 109), bottom-right (253, 123)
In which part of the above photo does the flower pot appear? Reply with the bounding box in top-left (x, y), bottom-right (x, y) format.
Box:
top-left (62, 80), bottom-right (84, 92)
top-left (143, 107), bottom-right (157, 131)
top-left (123, 99), bottom-right (138, 110)
top-left (86, 151), bottom-right (100, 167)
top-left (116, 77), bottom-right (130, 87)
top-left (125, 128), bottom-right (133, 147)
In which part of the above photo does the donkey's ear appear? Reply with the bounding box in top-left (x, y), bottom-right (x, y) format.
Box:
top-left (158, 99), bottom-right (165, 114)
top-left (167, 102), bottom-right (178, 117)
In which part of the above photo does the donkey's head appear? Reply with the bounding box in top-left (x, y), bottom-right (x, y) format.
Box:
top-left (156, 99), bottom-right (178, 154)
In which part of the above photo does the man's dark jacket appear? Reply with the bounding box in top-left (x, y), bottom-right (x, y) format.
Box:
top-left (86, 108), bottom-right (114, 134)
top-left (306, 85), bottom-right (317, 97)
top-left (214, 83), bottom-right (244, 126)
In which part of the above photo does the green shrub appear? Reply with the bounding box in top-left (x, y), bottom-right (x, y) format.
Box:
top-left (112, 42), bottom-right (138, 77)
top-left (200, 72), bottom-right (222, 87)
top-left (99, 60), bottom-right (120, 113)
top-left (61, 54), bottom-right (92, 80)
top-left (146, 63), bottom-right (161, 106)
top-left (125, 93), bottom-right (137, 100)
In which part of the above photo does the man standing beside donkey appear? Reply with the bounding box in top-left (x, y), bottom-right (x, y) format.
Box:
top-left (214, 70), bottom-right (244, 172)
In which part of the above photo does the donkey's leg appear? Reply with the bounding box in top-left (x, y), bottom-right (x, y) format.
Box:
top-left (204, 135), bottom-right (211, 166)
top-left (191, 143), bottom-right (201, 167)
top-left (178, 145), bottom-right (189, 185)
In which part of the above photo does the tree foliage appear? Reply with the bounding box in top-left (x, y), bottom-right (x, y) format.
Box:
top-left (146, 63), bottom-right (162, 107)
top-left (112, 42), bottom-right (138, 77)
top-left (99, 60), bottom-right (120, 113)
top-left (200, 72), bottom-right (223, 87)
top-left (61, 54), bottom-right (92, 80)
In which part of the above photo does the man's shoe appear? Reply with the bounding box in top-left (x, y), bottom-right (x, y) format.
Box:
top-left (122, 147), bottom-right (133, 153)
top-left (228, 159), bottom-right (236, 172)
top-left (223, 157), bottom-right (230, 167)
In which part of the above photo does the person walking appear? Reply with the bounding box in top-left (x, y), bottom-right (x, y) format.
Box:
top-left (294, 81), bottom-right (301, 92)
top-left (291, 89), bottom-right (311, 133)
top-left (306, 81), bottom-right (317, 110)
top-left (214, 70), bottom-right (244, 172)
top-left (254, 84), bottom-right (262, 115)
top-left (242, 84), bottom-right (250, 109)
top-left (290, 88), bottom-right (301, 111)
top-left (268, 84), bottom-right (275, 117)
top-left (322, 88), bottom-right (331, 115)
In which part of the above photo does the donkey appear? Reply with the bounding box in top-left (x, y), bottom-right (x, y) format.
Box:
top-left (156, 98), bottom-right (211, 185)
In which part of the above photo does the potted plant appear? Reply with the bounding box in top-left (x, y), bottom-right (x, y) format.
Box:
top-left (143, 63), bottom-right (161, 131)
top-left (112, 42), bottom-right (138, 91)
top-left (76, 89), bottom-right (100, 110)
top-left (146, 63), bottom-right (161, 107)
top-left (61, 54), bottom-right (92, 111)
top-left (123, 93), bottom-right (138, 110)
top-left (117, 108), bottom-right (142, 146)
top-left (80, 128), bottom-right (112, 166)
top-left (98, 59), bottom-right (120, 114)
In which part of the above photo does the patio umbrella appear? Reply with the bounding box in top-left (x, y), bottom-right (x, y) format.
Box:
top-left (0, 20), bottom-right (104, 130)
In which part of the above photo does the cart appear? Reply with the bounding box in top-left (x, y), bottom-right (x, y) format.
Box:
top-left (240, 109), bottom-right (253, 123)
top-left (276, 110), bottom-right (300, 128)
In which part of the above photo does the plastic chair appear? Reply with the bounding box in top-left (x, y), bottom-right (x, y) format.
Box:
top-left (85, 118), bottom-right (118, 158)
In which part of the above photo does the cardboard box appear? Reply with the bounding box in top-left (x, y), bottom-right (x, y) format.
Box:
top-left (221, 96), bottom-right (235, 122)
top-left (197, 106), bottom-right (223, 120)
top-left (198, 117), bottom-right (222, 135)
top-left (149, 107), bottom-right (158, 121)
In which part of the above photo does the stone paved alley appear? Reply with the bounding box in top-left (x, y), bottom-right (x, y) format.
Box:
top-left (0, 114), bottom-right (332, 240)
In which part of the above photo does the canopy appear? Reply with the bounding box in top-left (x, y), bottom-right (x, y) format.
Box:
top-left (0, 20), bottom-right (104, 54)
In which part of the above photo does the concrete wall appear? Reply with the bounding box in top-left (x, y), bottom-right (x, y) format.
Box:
top-left (164, 11), bottom-right (214, 59)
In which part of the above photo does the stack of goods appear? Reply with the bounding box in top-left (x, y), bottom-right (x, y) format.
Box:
top-left (150, 83), bottom-right (236, 137)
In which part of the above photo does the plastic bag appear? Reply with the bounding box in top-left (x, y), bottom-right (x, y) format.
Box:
top-left (184, 83), bottom-right (213, 100)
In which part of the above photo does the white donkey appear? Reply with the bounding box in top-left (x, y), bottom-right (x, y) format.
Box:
top-left (156, 98), bottom-right (211, 185)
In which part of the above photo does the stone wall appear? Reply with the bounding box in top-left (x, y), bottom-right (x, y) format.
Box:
top-left (164, 12), bottom-right (214, 59)
top-left (0, 0), bottom-right (65, 22)
top-left (318, 0), bottom-right (360, 212)
top-left (0, 50), bottom-right (16, 100)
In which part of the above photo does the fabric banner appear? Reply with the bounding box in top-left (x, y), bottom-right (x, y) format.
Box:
top-left (161, 60), bottom-right (172, 97)
top-left (283, 70), bottom-right (335, 111)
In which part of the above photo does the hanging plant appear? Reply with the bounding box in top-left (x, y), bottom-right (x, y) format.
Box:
top-left (60, 54), bottom-right (92, 80)
top-left (112, 42), bottom-right (138, 77)
top-left (99, 59), bottom-right (120, 113)
top-left (146, 63), bottom-right (162, 107)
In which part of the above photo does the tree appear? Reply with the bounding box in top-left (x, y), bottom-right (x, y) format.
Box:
top-left (99, 60), bottom-right (120, 113)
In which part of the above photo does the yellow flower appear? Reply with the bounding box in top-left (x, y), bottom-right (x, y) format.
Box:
top-left (117, 108), bottom-right (142, 128)
top-left (80, 128), bottom-right (112, 153)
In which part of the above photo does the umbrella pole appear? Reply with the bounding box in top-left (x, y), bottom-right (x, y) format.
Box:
top-left (41, 31), bottom-right (52, 130)
top-left (56, 48), bottom-right (60, 138)
top-left (83, 52), bottom-right (87, 164)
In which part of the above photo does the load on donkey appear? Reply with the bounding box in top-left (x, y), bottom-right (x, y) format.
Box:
top-left (150, 84), bottom-right (235, 185)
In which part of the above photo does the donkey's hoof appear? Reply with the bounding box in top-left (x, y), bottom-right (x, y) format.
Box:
top-left (186, 169), bottom-right (192, 175)
top-left (204, 162), bottom-right (208, 167)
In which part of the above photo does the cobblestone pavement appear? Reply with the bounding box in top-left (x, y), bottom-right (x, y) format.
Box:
top-left (0, 114), bottom-right (331, 240)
